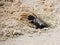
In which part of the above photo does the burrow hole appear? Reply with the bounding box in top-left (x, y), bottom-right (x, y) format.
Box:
top-left (27, 15), bottom-right (50, 29)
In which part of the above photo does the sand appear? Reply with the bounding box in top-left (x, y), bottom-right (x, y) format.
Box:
top-left (0, 0), bottom-right (60, 45)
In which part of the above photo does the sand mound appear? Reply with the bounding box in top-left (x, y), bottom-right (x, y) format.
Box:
top-left (0, 0), bottom-right (59, 41)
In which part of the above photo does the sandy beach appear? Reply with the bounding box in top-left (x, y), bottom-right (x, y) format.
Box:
top-left (0, 0), bottom-right (60, 45)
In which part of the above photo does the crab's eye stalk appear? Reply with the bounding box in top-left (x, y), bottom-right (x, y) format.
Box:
top-left (28, 15), bottom-right (35, 20)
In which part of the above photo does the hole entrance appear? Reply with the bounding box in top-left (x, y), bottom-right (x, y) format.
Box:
top-left (28, 15), bottom-right (49, 29)
top-left (5, 0), bottom-right (13, 2)
top-left (28, 15), bottom-right (35, 20)
top-left (0, 2), bottom-right (4, 6)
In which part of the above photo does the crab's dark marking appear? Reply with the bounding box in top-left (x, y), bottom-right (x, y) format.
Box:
top-left (28, 15), bottom-right (49, 29)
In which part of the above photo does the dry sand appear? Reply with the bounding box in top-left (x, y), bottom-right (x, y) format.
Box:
top-left (0, 0), bottom-right (60, 45)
